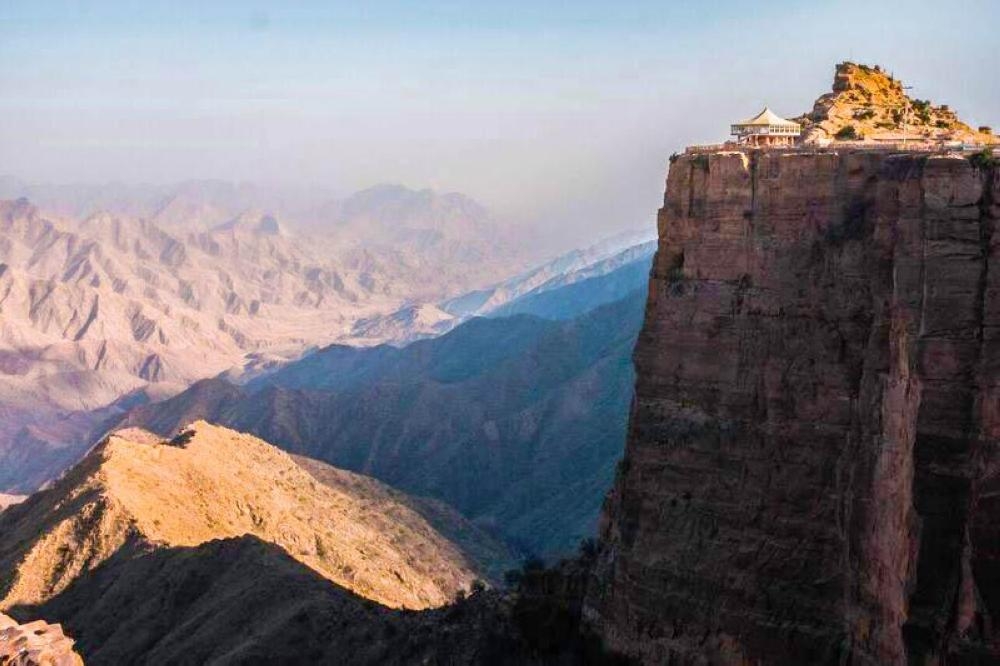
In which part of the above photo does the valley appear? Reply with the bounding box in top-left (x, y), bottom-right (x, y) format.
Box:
top-left (2, 47), bottom-right (998, 665)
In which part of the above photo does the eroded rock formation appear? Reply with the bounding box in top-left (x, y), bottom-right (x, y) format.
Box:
top-left (585, 149), bottom-right (1000, 664)
top-left (0, 613), bottom-right (82, 665)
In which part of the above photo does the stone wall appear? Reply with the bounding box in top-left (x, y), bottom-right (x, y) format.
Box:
top-left (584, 149), bottom-right (1000, 665)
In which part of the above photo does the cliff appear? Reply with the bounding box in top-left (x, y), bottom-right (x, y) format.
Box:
top-left (585, 148), bottom-right (1000, 664)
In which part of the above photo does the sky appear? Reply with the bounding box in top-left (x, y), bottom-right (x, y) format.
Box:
top-left (1, 0), bottom-right (998, 248)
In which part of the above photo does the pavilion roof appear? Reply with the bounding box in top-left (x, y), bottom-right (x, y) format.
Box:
top-left (733, 107), bottom-right (800, 127)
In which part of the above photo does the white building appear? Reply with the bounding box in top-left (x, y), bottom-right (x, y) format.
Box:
top-left (731, 107), bottom-right (801, 147)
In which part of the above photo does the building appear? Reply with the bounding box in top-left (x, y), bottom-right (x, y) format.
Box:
top-left (730, 107), bottom-right (801, 146)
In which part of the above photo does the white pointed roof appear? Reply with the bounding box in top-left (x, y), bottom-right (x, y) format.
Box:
top-left (734, 107), bottom-right (799, 127)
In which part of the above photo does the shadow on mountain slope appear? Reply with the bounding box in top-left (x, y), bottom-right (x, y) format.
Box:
top-left (11, 535), bottom-right (631, 665)
top-left (120, 291), bottom-right (648, 557)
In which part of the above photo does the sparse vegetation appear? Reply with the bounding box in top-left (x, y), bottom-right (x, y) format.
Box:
top-left (835, 125), bottom-right (859, 140)
top-left (969, 149), bottom-right (998, 170)
top-left (496, 550), bottom-right (635, 664)
top-left (980, 126), bottom-right (994, 134)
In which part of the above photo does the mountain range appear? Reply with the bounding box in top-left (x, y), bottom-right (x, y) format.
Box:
top-left (0, 185), bottom-right (537, 493)
top-left (119, 255), bottom-right (651, 556)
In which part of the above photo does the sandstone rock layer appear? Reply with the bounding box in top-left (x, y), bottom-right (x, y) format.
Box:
top-left (0, 613), bottom-right (82, 665)
top-left (585, 149), bottom-right (1000, 664)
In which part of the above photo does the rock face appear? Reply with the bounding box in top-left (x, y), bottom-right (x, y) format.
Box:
top-left (585, 149), bottom-right (1000, 664)
top-left (0, 613), bottom-right (82, 665)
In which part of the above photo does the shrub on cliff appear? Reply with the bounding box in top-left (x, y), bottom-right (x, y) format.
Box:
top-left (835, 125), bottom-right (859, 140)
top-left (969, 149), bottom-right (997, 170)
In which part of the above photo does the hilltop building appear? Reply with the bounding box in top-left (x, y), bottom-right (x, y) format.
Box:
top-left (730, 107), bottom-right (801, 146)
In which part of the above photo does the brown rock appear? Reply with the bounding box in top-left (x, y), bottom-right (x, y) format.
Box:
top-left (585, 148), bottom-right (1000, 664)
top-left (0, 613), bottom-right (83, 665)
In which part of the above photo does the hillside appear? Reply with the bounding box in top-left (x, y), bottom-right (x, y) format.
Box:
top-left (9, 534), bottom-right (610, 665)
top-left (797, 61), bottom-right (999, 145)
top-left (122, 290), bottom-right (649, 556)
top-left (0, 422), bottom-right (513, 615)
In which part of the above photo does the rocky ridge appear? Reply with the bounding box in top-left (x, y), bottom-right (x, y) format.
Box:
top-left (0, 494), bottom-right (25, 512)
top-left (0, 422), bottom-right (508, 614)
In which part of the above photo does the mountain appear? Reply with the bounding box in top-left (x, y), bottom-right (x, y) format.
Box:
top-left (440, 229), bottom-right (654, 320)
top-left (0, 183), bottom-right (537, 495)
top-left (348, 234), bottom-right (656, 345)
top-left (309, 184), bottom-right (530, 301)
top-left (0, 198), bottom-right (388, 493)
top-left (486, 240), bottom-right (655, 320)
top-left (0, 422), bottom-right (514, 618)
top-left (121, 289), bottom-right (648, 557)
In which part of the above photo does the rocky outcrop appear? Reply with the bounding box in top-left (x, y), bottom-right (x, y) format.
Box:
top-left (585, 149), bottom-right (1000, 664)
top-left (0, 613), bottom-right (82, 665)
top-left (797, 62), bottom-right (999, 145)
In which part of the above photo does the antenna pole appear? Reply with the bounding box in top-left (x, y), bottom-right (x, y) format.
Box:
top-left (901, 85), bottom-right (914, 148)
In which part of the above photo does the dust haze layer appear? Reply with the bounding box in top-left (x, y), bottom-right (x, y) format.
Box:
top-left (0, 184), bottom-right (528, 493)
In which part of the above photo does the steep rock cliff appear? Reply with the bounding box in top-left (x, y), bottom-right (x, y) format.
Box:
top-left (585, 149), bottom-right (1000, 664)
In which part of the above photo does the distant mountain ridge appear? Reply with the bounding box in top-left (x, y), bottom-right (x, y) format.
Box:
top-left (0, 183), bottom-right (536, 494)
top-left (121, 287), bottom-right (650, 556)
top-left (349, 234), bottom-right (655, 345)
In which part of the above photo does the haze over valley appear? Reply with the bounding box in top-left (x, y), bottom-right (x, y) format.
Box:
top-left (3, 2), bottom-right (1000, 664)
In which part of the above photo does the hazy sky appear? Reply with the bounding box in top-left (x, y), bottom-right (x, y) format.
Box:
top-left (2, 1), bottom-right (998, 246)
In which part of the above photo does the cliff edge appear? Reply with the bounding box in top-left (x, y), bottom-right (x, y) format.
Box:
top-left (585, 148), bottom-right (1000, 664)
